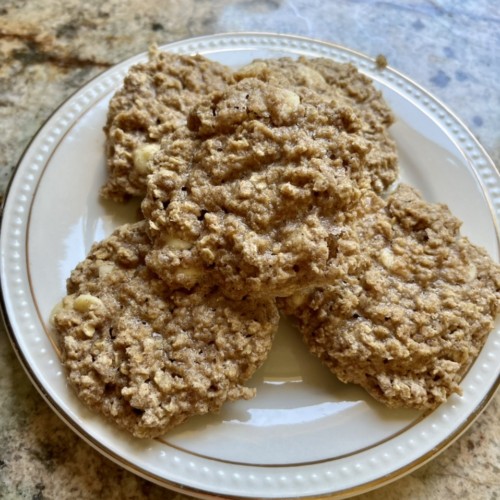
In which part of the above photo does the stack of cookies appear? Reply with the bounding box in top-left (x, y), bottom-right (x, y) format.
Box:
top-left (52, 48), bottom-right (500, 438)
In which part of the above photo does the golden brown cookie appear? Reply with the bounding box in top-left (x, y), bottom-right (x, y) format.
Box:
top-left (280, 184), bottom-right (500, 410)
top-left (101, 48), bottom-right (234, 202)
top-left (235, 56), bottom-right (398, 193)
top-left (142, 78), bottom-right (371, 300)
top-left (52, 221), bottom-right (278, 438)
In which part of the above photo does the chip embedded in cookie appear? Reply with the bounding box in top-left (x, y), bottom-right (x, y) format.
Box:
top-left (101, 48), bottom-right (234, 202)
top-left (51, 221), bottom-right (279, 438)
top-left (234, 56), bottom-right (398, 193)
top-left (280, 184), bottom-right (500, 410)
top-left (142, 78), bottom-right (372, 300)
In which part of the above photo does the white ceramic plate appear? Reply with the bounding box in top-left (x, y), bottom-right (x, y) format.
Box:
top-left (1, 33), bottom-right (499, 499)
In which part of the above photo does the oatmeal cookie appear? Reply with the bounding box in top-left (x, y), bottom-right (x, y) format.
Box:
top-left (280, 184), bottom-right (500, 410)
top-left (51, 222), bottom-right (278, 438)
top-left (101, 48), bottom-right (234, 202)
top-left (142, 78), bottom-right (372, 299)
top-left (235, 56), bottom-right (398, 193)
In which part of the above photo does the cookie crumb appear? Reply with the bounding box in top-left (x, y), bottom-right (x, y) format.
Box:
top-left (375, 54), bottom-right (388, 69)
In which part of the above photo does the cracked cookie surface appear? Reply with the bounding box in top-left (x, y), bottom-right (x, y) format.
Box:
top-left (101, 48), bottom-right (234, 202)
top-left (52, 221), bottom-right (278, 438)
top-left (280, 184), bottom-right (500, 410)
top-left (142, 77), bottom-right (372, 299)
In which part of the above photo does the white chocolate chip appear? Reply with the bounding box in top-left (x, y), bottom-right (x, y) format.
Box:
top-left (133, 143), bottom-right (160, 174)
top-left (148, 220), bottom-right (159, 232)
top-left (73, 294), bottom-right (104, 313)
top-left (175, 266), bottom-right (201, 286)
top-left (296, 65), bottom-right (326, 87)
top-left (379, 247), bottom-right (394, 270)
top-left (466, 264), bottom-right (477, 282)
top-left (82, 324), bottom-right (95, 338)
top-left (270, 88), bottom-right (300, 124)
top-left (166, 236), bottom-right (192, 250)
top-left (180, 267), bottom-right (201, 279)
top-left (98, 261), bottom-right (115, 278)
top-left (289, 292), bottom-right (307, 308)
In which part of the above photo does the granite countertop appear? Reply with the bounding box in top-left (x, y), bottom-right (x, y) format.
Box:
top-left (0, 1), bottom-right (499, 498)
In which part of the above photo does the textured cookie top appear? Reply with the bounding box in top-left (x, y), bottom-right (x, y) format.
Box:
top-left (101, 48), bottom-right (234, 201)
top-left (280, 184), bottom-right (500, 410)
top-left (52, 222), bottom-right (278, 438)
top-left (234, 56), bottom-right (398, 193)
top-left (143, 78), bottom-right (373, 299)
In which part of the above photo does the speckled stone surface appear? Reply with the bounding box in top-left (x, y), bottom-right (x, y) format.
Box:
top-left (0, 1), bottom-right (499, 499)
